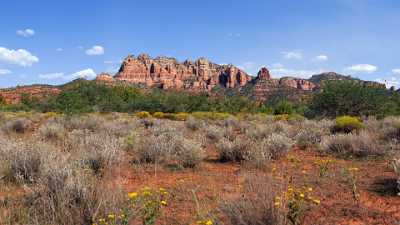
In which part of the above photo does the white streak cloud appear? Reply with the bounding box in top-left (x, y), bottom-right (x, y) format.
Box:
top-left (281, 51), bottom-right (303, 60)
top-left (346, 64), bottom-right (378, 73)
top-left (39, 72), bottom-right (64, 80)
top-left (392, 69), bottom-right (400, 75)
top-left (0, 47), bottom-right (39, 67)
top-left (16, 29), bottom-right (35, 37)
top-left (0, 69), bottom-right (11, 75)
top-left (85, 45), bottom-right (104, 56)
top-left (313, 55), bottom-right (328, 62)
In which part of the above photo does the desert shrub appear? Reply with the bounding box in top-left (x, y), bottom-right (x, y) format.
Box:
top-left (1, 118), bottom-right (32, 134)
top-left (274, 100), bottom-right (294, 115)
top-left (82, 115), bottom-right (106, 131)
top-left (102, 119), bottom-right (138, 138)
top-left (322, 131), bottom-right (385, 158)
top-left (204, 125), bottom-right (224, 141)
top-left (68, 130), bottom-right (122, 173)
top-left (220, 174), bottom-right (286, 225)
top-left (295, 130), bottom-right (321, 150)
top-left (135, 111), bottom-right (151, 119)
top-left (380, 117), bottom-right (400, 141)
top-left (185, 116), bottom-right (203, 131)
top-left (24, 166), bottom-right (126, 225)
top-left (216, 137), bottom-right (254, 162)
top-left (38, 121), bottom-right (66, 141)
top-left (258, 134), bottom-right (294, 160)
top-left (393, 158), bottom-right (400, 195)
top-left (153, 112), bottom-right (165, 119)
top-left (332, 116), bottom-right (364, 133)
top-left (246, 124), bottom-right (274, 141)
top-left (134, 127), bottom-right (203, 168)
top-left (192, 112), bottom-right (231, 120)
top-left (0, 139), bottom-right (55, 184)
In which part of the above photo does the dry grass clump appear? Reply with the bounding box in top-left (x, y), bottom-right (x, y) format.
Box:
top-left (1, 118), bottom-right (32, 134)
top-left (204, 125), bottom-right (224, 141)
top-left (102, 118), bottom-right (138, 137)
top-left (220, 174), bottom-right (286, 225)
top-left (0, 138), bottom-right (56, 184)
top-left (185, 116), bottom-right (204, 131)
top-left (245, 124), bottom-right (274, 140)
top-left (134, 126), bottom-right (204, 168)
top-left (216, 137), bottom-right (253, 162)
top-left (22, 165), bottom-right (126, 225)
top-left (67, 130), bottom-right (123, 174)
top-left (38, 120), bottom-right (66, 141)
top-left (259, 134), bottom-right (294, 160)
top-left (322, 131), bottom-right (385, 158)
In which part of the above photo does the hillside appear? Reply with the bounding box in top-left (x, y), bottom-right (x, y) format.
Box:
top-left (0, 54), bottom-right (386, 104)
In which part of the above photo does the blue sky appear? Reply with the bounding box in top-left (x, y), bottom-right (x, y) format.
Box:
top-left (0, 0), bottom-right (399, 88)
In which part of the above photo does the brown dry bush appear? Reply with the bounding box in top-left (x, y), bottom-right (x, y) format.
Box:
top-left (220, 174), bottom-right (286, 225)
top-left (134, 126), bottom-right (204, 168)
top-left (38, 120), bottom-right (66, 141)
top-left (1, 118), bottom-right (32, 134)
top-left (322, 130), bottom-right (385, 158)
top-left (216, 137), bottom-right (254, 162)
top-left (185, 116), bottom-right (204, 131)
top-left (0, 138), bottom-right (57, 184)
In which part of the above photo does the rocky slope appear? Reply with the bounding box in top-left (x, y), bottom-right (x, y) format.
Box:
top-left (0, 54), bottom-right (386, 104)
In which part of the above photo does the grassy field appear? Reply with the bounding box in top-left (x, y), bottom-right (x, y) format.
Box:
top-left (0, 112), bottom-right (399, 225)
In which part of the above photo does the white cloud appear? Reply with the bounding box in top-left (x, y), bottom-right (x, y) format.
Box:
top-left (85, 45), bottom-right (104, 56)
top-left (313, 55), bottom-right (328, 62)
top-left (0, 69), bottom-right (11, 75)
top-left (346, 64), bottom-right (378, 73)
top-left (16, 29), bottom-right (35, 37)
top-left (0, 47), bottom-right (39, 67)
top-left (392, 69), bottom-right (400, 75)
top-left (281, 51), bottom-right (303, 60)
top-left (104, 60), bottom-right (122, 64)
top-left (56, 48), bottom-right (63, 52)
top-left (68, 68), bottom-right (97, 80)
top-left (39, 72), bottom-right (64, 80)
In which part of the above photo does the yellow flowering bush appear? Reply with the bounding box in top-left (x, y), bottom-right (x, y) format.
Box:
top-left (95, 187), bottom-right (169, 225)
top-left (135, 111), bottom-right (151, 119)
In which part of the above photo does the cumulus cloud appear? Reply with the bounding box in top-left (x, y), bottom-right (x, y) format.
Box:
top-left (346, 64), bottom-right (378, 73)
top-left (39, 72), bottom-right (64, 80)
top-left (313, 55), bottom-right (328, 62)
top-left (239, 61), bottom-right (256, 71)
top-left (0, 69), bottom-right (11, 75)
top-left (392, 69), bottom-right (400, 75)
top-left (85, 45), bottom-right (104, 56)
top-left (16, 29), bottom-right (35, 37)
top-left (281, 51), bottom-right (303, 60)
top-left (68, 68), bottom-right (97, 80)
top-left (0, 47), bottom-right (39, 67)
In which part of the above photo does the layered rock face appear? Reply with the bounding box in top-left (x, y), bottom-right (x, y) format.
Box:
top-left (0, 85), bottom-right (61, 104)
top-left (112, 54), bottom-right (252, 91)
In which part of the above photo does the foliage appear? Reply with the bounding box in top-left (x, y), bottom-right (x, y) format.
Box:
top-left (309, 80), bottom-right (400, 118)
top-left (333, 116), bottom-right (364, 133)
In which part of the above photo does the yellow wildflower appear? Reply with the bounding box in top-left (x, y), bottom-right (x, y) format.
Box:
top-left (98, 218), bottom-right (106, 223)
top-left (161, 200), bottom-right (167, 206)
top-left (205, 220), bottom-right (213, 225)
top-left (108, 214), bottom-right (115, 219)
top-left (299, 193), bottom-right (305, 198)
top-left (313, 199), bottom-right (321, 205)
top-left (128, 192), bottom-right (138, 199)
top-left (307, 187), bottom-right (313, 192)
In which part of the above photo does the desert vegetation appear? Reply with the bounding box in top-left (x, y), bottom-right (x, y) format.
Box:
top-left (0, 111), bottom-right (399, 225)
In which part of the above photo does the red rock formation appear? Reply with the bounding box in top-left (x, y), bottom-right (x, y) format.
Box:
top-left (0, 85), bottom-right (61, 104)
top-left (257, 67), bottom-right (271, 80)
top-left (96, 73), bottom-right (114, 82)
top-left (114, 54), bottom-right (252, 91)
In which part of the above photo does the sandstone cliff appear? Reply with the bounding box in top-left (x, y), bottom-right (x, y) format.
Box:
top-left (109, 54), bottom-right (252, 91)
top-left (0, 85), bottom-right (61, 104)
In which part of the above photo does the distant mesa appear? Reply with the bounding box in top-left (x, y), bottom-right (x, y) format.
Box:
top-left (0, 53), bottom-right (387, 104)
